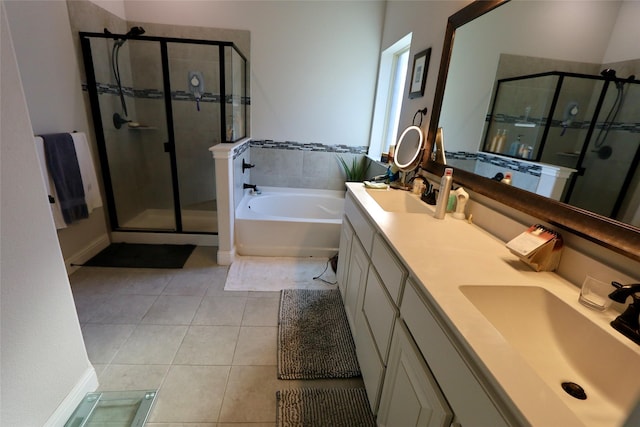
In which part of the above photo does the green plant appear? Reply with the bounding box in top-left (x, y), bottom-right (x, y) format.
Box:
top-left (337, 155), bottom-right (371, 182)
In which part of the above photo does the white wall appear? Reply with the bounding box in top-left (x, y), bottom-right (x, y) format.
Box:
top-left (0, 2), bottom-right (97, 426)
top-left (5, 0), bottom-right (110, 268)
top-left (380, 0), bottom-right (471, 137)
top-left (604, 0), bottom-right (640, 63)
top-left (122, 0), bottom-right (385, 147)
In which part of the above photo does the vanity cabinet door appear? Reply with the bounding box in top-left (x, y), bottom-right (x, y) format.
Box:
top-left (344, 238), bottom-right (369, 336)
top-left (378, 320), bottom-right (453, 427)
top-left (336, 216), bottom-right (354, 301)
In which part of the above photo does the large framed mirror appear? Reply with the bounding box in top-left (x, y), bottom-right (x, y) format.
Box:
top-left (424, 0), bottom-right (640, 261)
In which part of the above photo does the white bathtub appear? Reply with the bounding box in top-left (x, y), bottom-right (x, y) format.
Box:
top-left (235, 186), bottom-right (345, 257)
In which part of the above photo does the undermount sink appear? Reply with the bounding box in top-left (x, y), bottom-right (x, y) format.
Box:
top-left (365, 188), bottom-right (433, 214)
top-left (459, 285), bottom-right (640, 426)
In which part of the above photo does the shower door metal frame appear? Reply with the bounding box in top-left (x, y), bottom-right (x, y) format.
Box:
top-left (80, 32), bottom-right (247, 234)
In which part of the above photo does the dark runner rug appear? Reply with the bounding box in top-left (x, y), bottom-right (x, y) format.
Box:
top-left (278, 289), bottom-right (360, 379)
top-left (82, 243), bottom-right (196, 269)
top-left (276, 388), bottom-right (375, 427)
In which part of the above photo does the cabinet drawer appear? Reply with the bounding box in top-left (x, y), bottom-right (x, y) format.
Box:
top-left (355, 311), bottom-right (384, 414)
top-left (345, 192), bottom-right (375, 255)
top-left (371, 234), bottom-right (407, 305)
top-left (363, 265), bottom-right (397, 363)
top-left (401, 278), bottom-right (509, 427)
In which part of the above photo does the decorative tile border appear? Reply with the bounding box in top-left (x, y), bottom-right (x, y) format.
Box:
top-left (487, 113), bottom-right (640, 133)
top-left (233, 140), bottom-right (250, 159)
top-left (250, 140), bottom-right (368, 154)
top-left (446, 151), bottom-right (542, 177)
top-left (83, 82), bottom-right (251, 105)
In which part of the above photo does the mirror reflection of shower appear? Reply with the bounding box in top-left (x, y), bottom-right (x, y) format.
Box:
top-left (568, 69), bottom-right (640, 220)
top-left (104, 26), bottom-right (145, 126)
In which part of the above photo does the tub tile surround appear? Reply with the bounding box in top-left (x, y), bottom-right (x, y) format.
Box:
top-left (346, 182), bottom-right (640, 426)
top-left (249, 140), bottom-right (368, 191)
top-left (447, 151), bottom-right (576, 200)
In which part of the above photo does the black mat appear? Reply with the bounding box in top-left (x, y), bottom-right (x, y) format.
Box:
top-left (278, 289), bottom-right (361, 379)
top-left (83, 243), bottom-right (196, 269)
top-left (276, 388), bottom-right (375, 427)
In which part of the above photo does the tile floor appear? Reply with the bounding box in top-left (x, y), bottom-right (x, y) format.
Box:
top-left (70, 246), bottom-right (363, 426)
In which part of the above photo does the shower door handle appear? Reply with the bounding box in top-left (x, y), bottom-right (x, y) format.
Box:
top-left (163, 142), bottom-right (172, 153)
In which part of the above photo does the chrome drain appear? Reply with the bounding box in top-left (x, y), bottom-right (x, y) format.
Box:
top-left (561, 382), bottom-right (587, 400)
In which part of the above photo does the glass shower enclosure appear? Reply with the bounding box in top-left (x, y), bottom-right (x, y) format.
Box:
top-left (80, 32), bottom-right (247, 234)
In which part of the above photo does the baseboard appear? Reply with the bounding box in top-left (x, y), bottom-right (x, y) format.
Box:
top-left (43, 366), bottom-right (98, 427)
top-left (217, 246), bottom-right (236, 265)
top-left (65, 233), bottom-right (110, 275)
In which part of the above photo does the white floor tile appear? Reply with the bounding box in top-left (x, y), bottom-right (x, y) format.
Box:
top-left (112, 324), bottom-right (188, 364)
top-left (173, 325), bottom-right (240, 365)
top-left (192, 296), bottom-right (247, 326)
top-left (149, 365), bottom-right (230, 423)
top-left (232, 327), bottom-right (277, 366)
top-left (141, 295), bottom-right (203, 325)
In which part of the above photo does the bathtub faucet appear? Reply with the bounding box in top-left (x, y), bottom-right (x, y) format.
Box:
top-left (243, 183), bottom-right (261, 194)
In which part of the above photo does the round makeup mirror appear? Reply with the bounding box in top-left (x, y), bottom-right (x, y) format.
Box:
top-left (391, 125), bottom-right (424, 190)
top-left (394, 125), bottom-right (424, 171)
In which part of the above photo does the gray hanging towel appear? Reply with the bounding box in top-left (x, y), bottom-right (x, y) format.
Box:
top-left (42, 133), bottom-right (88, 224)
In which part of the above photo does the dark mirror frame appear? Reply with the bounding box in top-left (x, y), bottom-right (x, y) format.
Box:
top-left (422, 0), bottom-right (640, 262)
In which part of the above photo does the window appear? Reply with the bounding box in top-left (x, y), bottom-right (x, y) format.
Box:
top-left (368, 34), bottom-right (412, 162)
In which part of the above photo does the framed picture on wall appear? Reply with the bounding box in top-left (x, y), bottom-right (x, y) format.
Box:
top-left (408, 48), bottom-right (431, 99)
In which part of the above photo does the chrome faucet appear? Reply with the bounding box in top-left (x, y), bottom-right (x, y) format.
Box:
top-left (608, 282), bottom-right (640, 345)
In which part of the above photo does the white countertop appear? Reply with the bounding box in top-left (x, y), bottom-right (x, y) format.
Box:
top-left (345, 182), bottom-right (640, 427)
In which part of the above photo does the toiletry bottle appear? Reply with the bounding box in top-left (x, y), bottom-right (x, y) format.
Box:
top-left (508, 135), bottom-right (523, 157)
top-left (434, 167), bottom-right (453, 219)
top-left (501, 172), bottom-right (512, 185)
top-left (488, 129), bottom-right (501, 152)
top-left (495, 129), bottom-right (507, 153)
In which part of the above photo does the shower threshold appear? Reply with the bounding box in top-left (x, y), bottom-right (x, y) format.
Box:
top-left (64, 390), bottom-right (157, 427)
top-left (121, 208), bottom-right (218, 233)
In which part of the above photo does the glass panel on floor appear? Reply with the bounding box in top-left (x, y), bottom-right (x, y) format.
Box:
top-left (64, 390), bottom-right (157, 427)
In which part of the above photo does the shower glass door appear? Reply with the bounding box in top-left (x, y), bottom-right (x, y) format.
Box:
top-left (89, 37), bottom-right (176, 231)
top-left (168, 43), bottom-right (220, 233)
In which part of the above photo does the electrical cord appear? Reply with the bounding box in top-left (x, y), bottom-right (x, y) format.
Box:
top-left (313, 257), bottom-right (337, 285)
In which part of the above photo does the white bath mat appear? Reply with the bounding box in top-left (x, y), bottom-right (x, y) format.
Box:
top-left (224, 256), bottom-right (336, 292)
